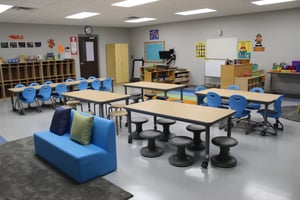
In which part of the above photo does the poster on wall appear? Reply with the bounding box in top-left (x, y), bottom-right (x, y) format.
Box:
top-left (195, 42), bottom-right (206, 58)
top-left (149, 29), bottom-right (159, 40)
top-left (70, 36), bottom-right (78, 55)
top-left (238, 41), bottom-right (251, 59)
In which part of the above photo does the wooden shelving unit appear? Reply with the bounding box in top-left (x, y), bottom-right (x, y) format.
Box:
top-left (174, 71), bottom-right (189, 86)
top-left (235, 74), bottom-right (265, 91)
top-left (220, 64), bottom-right (253, 89)
top-left (0, 59), bottom-right (76, 99)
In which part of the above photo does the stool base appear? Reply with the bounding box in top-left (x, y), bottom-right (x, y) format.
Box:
top-left (168, 154), bottom-right (194, 167)
top-left (140, 146), bottom-right (163, 158)
top-left (211, 155), bottom-right (237, 168)
top-left (187, 142), bottom-right (205, 151)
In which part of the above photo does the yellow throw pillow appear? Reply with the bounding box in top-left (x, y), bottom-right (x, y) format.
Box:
top-left (70, 111), bottom-right (94, 145)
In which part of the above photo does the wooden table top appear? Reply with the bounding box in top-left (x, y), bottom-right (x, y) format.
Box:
top-left (125, 99), bottom-right (235, 125)
top-left (62, 89), bottom-right (130, 103)
top-left (122, 81), bottom-right (186, 91)
top-left (8, 78), bottom-right (107, 93)
top-left (195, 88), bottom-right (281, 104)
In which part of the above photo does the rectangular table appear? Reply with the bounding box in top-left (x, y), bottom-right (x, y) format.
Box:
top-left (122, 81), bottom-right (186, 102)
top-left (194, 88), bottom-right (281, 135)
top-left (62, 90), bottom-right (130, 117)
top-left (125, 100), bottom-right (235, 168)
top-left (7, 78), bottom-right (111, 112)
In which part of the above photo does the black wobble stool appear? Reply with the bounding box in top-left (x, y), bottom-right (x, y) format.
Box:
top-left (186, 124), bottom-right (206, 151)
top-left (168, 136), bottom-right (194, 167)
top-left (157, 118), bottom-right (176, 142)
top-left (130, 92), bottom-right (143, 104)
top-left (156, 96), bottom-right (168, 100)
top-left (211, 136), bottom-right (238, 168)
top-left (131, 117), bottom-right (149, 139)
top-left (140, 130), bottom-right (163, 158)
top-left (144, 93), bottom-right (156, 100)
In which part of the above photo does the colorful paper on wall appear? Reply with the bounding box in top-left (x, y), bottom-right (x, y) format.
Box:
top-left (238, 41), bottom-right (251, 59)
top-left (195, 42), bottom-right (206, 58)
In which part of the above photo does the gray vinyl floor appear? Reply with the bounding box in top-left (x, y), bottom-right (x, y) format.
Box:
top-left (1, 85), bottom-right (300, 200)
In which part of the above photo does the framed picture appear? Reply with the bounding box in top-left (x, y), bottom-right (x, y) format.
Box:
top-left (27, 42), bottom-right (34, 48)
top-left (18, 42), bottom-right (26, 48)
top-left (1, 42), bottom-right (9, 48)
top-left (149, 29), bottom-right (159, 40)
top-left (10, 42), bottom-right (18, 48)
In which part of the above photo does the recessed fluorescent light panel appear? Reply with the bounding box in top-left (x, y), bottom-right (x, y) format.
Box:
top-left (175, 8), bottom-right (216, 16)
top-left (251, 0), bottom-right (295, 5)
top-left (65, 12), bottom-right (99, 19)
top-left (112, 0), bottom-right (159, 7)
top-left (125, 17), bottom-right (156, 23)
top-left (0, 4), bottom-right (13, 13)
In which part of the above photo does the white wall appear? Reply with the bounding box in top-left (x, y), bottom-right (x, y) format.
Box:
top-left (129, 8), bottom-right (300, 91)
top-left (0, 23), bottom-right (130, 78)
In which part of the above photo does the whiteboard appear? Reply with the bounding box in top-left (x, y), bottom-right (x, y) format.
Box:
top-left (205, 59), bottom-right (226, 77)
top-left (206, 37), bottom-right (237, 59)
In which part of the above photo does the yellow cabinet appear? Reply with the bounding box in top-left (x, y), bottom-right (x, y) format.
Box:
top-left (106, 43), bottom-right (129, 84)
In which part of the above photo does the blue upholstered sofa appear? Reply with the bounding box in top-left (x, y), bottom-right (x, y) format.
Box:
top-left (33, 109), bottom-right (117, 183)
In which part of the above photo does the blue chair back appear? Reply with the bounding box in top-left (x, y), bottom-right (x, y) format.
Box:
top-left (38, 85), bottom-right (52, 100)
top-left (55, 83), bottom-right (67, 97)
top-left (78, 80), bottom-right (88, 90)
top-left (88, 76), bottom-right (97, 80)
top-left (206, 92), bottom-right (222, 108)
top-left (29, 82), bottom-right (40, 87)
top-left (91, 79), bottom-right (101, 90)
top-left (21, 87), bottom-right (36, 103)
top-left (195, 85), bottom-right (206, 91)
top-left (101, 78), bottom-right (113, 92)
top-left (65, 78), bottom-right (75, 82)
top-left (227, 85), bottom-right (240, 90)
top-left (229, 94), bottom-right (248, 117)
top-left (15, 83), bottom-right (26, 88)
top-left (44, 80), bottom-right (53, 85)
top-left (77, 77), bottom-right (86, 81)
top-left (249, 87), bottom-right (264, 93)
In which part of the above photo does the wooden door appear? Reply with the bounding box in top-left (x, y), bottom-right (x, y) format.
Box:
top-left (78, 35), bottom-right (99, 79)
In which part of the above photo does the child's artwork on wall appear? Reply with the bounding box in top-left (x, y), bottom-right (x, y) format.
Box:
top-left (253, 33), bottom-right (265, 51)
top-left (238, 41), bottom-right (251, 59)
top-left (195, 42), bottom-right (206, 58)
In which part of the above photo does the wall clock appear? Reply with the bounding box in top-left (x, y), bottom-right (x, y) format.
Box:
top-left (84, 26), bottom-right (93, 35)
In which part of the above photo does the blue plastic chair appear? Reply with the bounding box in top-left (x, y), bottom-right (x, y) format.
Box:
top-left (257, 94), bottom-right (284, 133)
top-left (101, 78), bottom-right (113, 92)
top-left (37, 85), bottom-right (55, 108)
top-left (227, 85), bottom-right (240, 90)
top-left (77, 77), bottom-right (86, 81)
top-left (44, 80), bottom-right (54, 85)
top-left (88, 76), bottom-right (97, 80)
top-left (91, 79), bottom-right (101, 90)
top-left (228, 94), bottom-right (251, 134)
top-left (52, 83), bottom-right (67, 105)
top-left (195, 85), bottom-right (207, 105)
top-left (206, 92), bottom-right (223, 108)
top-left (29, 82), bottom-right (40, 87)
top-left (65, 78), bottom-right (75, 91)
top-left (19, 87), bottom-right (41, 114)
top-left (77, 80), bottom-right (88, 90)
top-left (246, 87), bottom-right (264, 110)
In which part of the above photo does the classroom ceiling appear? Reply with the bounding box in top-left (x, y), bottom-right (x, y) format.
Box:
top-left (0, 0), bottom-right (300, 28)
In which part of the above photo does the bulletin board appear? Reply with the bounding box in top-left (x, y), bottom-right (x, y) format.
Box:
top-left (205, 37), bottom-right (237, 77)
top-left (144, 41), bottom-right (165, 63)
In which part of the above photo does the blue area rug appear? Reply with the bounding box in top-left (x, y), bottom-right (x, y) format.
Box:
top-left (0, 136), bottom-right (7, 145)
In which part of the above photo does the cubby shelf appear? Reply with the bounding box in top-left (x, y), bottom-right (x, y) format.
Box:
top-left (0, 59), bottom-right (76, 99)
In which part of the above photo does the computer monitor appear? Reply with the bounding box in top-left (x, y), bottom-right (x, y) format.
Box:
top-left (159, 51), bottom-right (172, 59)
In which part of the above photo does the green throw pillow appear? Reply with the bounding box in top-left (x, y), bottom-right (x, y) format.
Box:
top-left (70, 111), bottom-right (94, 146)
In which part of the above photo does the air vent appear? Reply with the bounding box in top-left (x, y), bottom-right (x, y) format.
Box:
top-left (126, 16), bottom-right (140, 20)
top-left (12, 6), bottom-right (35, 11)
